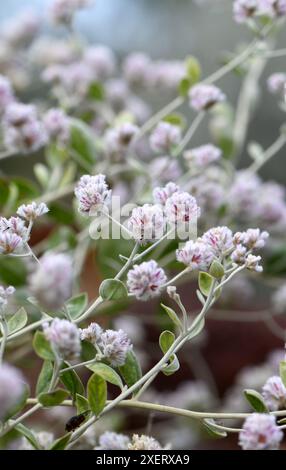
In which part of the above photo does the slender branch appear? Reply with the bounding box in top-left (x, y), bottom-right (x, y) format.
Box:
top-left (0, 318), bottom-right (8, 365)
top-left (247, 133), bottom-right (286, 175)
top-left (172, 112), bottom-right (204, 157)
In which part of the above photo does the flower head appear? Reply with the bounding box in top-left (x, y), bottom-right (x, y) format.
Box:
top-left (123, 52), bottom-right (151, 85)
top-left (17, 202), bottom-right (49, 222)
top-left (43, 318), bottom-right (81, 360)
top-left (267, 73), bottom-right (286, 94)
top-left (49, 0), bottom-right (91, 25)
top-left (74, 174), bottom-right (111, 216)
top-left (176, 240), bottom-right (213, 270)
top-left (239, 413), bottom-right (283, 450)
top-left (233, 228), bottom-right (269, 250)
top-left (127, 260), bottom-right (167, 300)
top-left (128, 204), bottom-right (166, 244)
top-left (0, 364), bottom-right (25, 420)
top-left (83, 45), bottom-right (116, 79)
top-left (43, 108), bottom-right (70, 143)
top-left (262, 376), bottom-right (286, 411)
top-left (128, 434), bottom-right (164, 450)
top-left (165, 191), bottom-right (201, 225)
top-left (153, 182), bottom-right (179, 206)
top-left (233, 0), bottom-right (259, 23)
top-left (231, 244), bottom-right (247, 265)
top-left (245, 254), bottom-right (263, 272)
top-left (79, 322), bottom-right (103, 345)
top-left (149, 121), bottom-right (182, 153)
top-left (0, 216), bottom-right (28, 238)
top-left (95, 431), bottom-right (130, 450)
top-left (202, 226), bottom-right (233, 257)
top-left (0, 285), bottom-right (15, 310)
top-left (184, 144), bottom-right (221, 168)
top-left (99, 329), bottom-right (132, 366)
top-left (29, 253), bottom-right (73, 310)
top-left (0, 231), bottom-right (23, 254)
top-left (258, 0), bottom-right (286, 17)
top-left (189, 84), bottom-right (225, 111)
top-left (104, 123), bottom-right (139, 159)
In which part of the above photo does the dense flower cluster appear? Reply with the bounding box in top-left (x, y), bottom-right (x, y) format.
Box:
top-left (239, 414), bottom-right (283, 450)
top-left (0, 285), bottom-right (15, 310)
top-left (43, 318), bottom-right (81, 360)
top-left (262, 375), bottom-right (286, 410)
top-left (127, 260), bottom-right (167, 300)
top-left (74, 174), bottom-right (112, 216)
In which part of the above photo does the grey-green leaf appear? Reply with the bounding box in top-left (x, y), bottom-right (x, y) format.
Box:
top-left (76, 394), bottom-right (90, 415)
top-left (65, 293), bottom-right (88, 320)
top-left (199, 272), bottom-right (213, 296)
top-left (99, 279), bottom-right (128, 301)
top-left (280, 361), bottom-right (286, 388)
top-left (38, 389), bottom-right (70, 407)
top-left (33, 331), bottom-right (54, 361)
top-left (87, 362), bottom-right (124, 390)
top-left (119, 350), bottom-right (142, 388)
top-left (204, 419), bottom-right (227, 438)
top-left (244, 389), bottom-right (269, 413)
top-left (87, 374), bottom-right (107, 416)
top-left (36, 360), bottom-right (54, 395)
top-left (209, 260), bottom-right (225, 279)
top-left (160, 303), bottom-right (182, 329)
top-left (159, 330), bottom-right (175, 354)
top-left (50, 433), bottom-right (71, 450)
top-left (162, 354), bottom-right (180, 376)
top-left (7, 307), bottom-right (28, 335)
top-left (15, 423), bottom-right (40, 450)
top-left (60, 363), bottom-right (85, 400)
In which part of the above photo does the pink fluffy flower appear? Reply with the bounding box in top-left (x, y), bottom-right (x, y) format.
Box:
top-left (74, 174), bottom-right (111, 216)
top-left (128, 204), bottom-right (166, 244)
top-left (262, 376), bottom-right (286, 410)
top-left (202, 226), bottom-right (233, 257)
top-left (43, 318), bottom-right (81, 360)
top-left (127, 260), bottom-right (167, 300)
top-left (165, 191), bottom-right (201, 225)
top-left (149, 122), bottom-right (182, 153)
top-left (176, 240), bottom-right (214, 270)
top-left (184, 144), bottom-right (221, 168)
top-left (239, 413), bottom-right (283, 450)
top-left (189, 84), bottom-right (225, 111)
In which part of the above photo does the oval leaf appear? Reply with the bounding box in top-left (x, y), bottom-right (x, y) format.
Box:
top-left (209, 260), bottom-right (225, 279)
top-left (160, 304), bottom-right (182, 329)
top-left (87, 374), bottom-right (107, 416)
top-left (76, 394), bottom-right (90, 415)
top-left (60, 363), bottom-right (85, 400)
top-left (36, 360), bottom-right (54, 396)
top-left (280, 361), bottom-right (286, 387)
top-left (50, 433), bottom-right (71, 450)
top-left (199, 272), bottom-right (213, 296)
top-left (7, 307), bottom-right (28, 335)
top-left (15, 423), bottom-right (40, 450)
top-left (244, 389), bottom-right (269, 413)
top-left (38, 389), bottom-right (70, 407)
top-left (87, 363), bottom-right (124, 390)
top-left (204, 419), bottom-right (227, 438)
top-left (33, 331), bottom-right (54, 361)
top-left (119, 350), bottom-right (142, 388)
top-left (65, 293), bottom-right (88, 320)
top-left (162, 354), bottom-right (180, 376)
top-left (159, 330), bottom-right (175, 354)
top-left (99, 279), bottom-right (128, 301)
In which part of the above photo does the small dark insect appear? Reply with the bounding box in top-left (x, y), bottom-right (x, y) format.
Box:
top-left (65, 410), bottom-right (90, 432)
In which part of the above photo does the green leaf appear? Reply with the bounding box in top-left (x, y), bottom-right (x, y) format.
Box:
top-left (209, 260), bottom-right (225, 279)
top-left (60, 364), bottom-right (85, 400)
top-left (50, 433), bottom-right (71, 450)
top-left (185, 56), bottom-right (201, 84)
top-left (0, 256), bottom-right (27, 286)
top-left (199, 272), bottom-right (213, 296)
top-left (280, 361), bottom-right (286, 388)
top-left (33, 331), bottom-right (54, 361)
top-left (76, 394), bottom-right (90, 415)
top-left (244, 389), bottom-right (269, 413)
top-left (160, 304), bottom-right (182, 330)
top-left (70, 119), bottom-right (97, 167)
top-left (87, 374), bottom-right (107, 416)
top-left (36, 360), bottom-right (54, 395)
top-left (88, 81), bottom-right (105, 101)
top-left (38, 389), bottom-right (70, 407)
top-left (178, 77), bottom-right (191, 97)
top-left (159, 330), bottom-right (176, 354)
top-left (119, 350), bottom-right (142, 388)
top-left (99, 279), bottom-right (128, 301)
top-left (65, 293), bottom-right (88, 320)
top-left (87, 362), bottom-right (124, 390)
top-left (204, 419), bottom-right (227, 438)
top-left (163, 113), bottom-right (186, 129)
top-left (34, 163), bottom-right (50, 189)
top-left (7, 307), bottom-right (28, 335)
top-left (15, 423), bottom-right (40, 450)
top-left (162, 354), bottom-right (180, 376)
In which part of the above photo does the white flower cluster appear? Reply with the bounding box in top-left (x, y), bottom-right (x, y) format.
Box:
top-left (43, 318), bottom-right (81, 360)
top-left (95, 432), bottom-right (165, 450)
top-left (74, 174), bottom-right (112, 216)
top-left (80, 322), bottom-right (132, 366)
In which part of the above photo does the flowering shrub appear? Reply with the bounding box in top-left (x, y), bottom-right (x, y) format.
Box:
top-left (1, 0), bottom-right (286, 451)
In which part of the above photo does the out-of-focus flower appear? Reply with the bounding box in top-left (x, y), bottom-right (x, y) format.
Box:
top-left (202, 226), bottom-right (233, 257)
top-left (153, 182), bottom-right (179, 206)
top-left (1, 9), bottom-right (40, 47)
top-left (79, 322), bottom-right (103, 345)
top-left (229, 171), bottom-right (261, 220)
top-left (95, 431), bottom-right (130, 450)
top-left (149, 122), bottom-right (182, 153)
top-left (0, 285), bottom-right (15, 309)
top-left (99, 329), bottom-right (132, 366)
top-left (17, 202), bottom-right (49, 222)
top-left (0, 75), bottom-right (14, 113)
top-left (123, 52), bottom-right (151, 86)
top-left (19, 431), bottom-right (54, 450)
top-left (49, 0), bottom-right (91, 25)
top-left (239, 413), bottom-right (283, 450)
top-left (128, 204), bottom-right (166, 244)
top-left (233, 0), bottom-right (259, 23)
top-left (149, 156), bottom-right (182, 185)
top-left (83, 45), bottom-right (116, 79)
top-left (29, 253), bottom-right (73, 310)
top-left (105, 79), bottom-right (130, 110)
top-left (104, 123), bottom-right (139, 160)
top-left (176, 240), bottom-right (213, 270)
top-left (43, 108), bottom-right (70, 143)
top-left (272, 284), bottom-right (286, 313)
top-left (262, 376), bottom-right (286, 410)
top-left (74, 174), bottom-right (111, 216)
top-left (189, 84), bottom-right (225, 111)
top-left (43, 318), bottom-right (81, 360)
top-left (0, 364), bottom-right (25, 420)
top-left (165, 191), bottom-right (201, 225)
top-left (128, 434), bottom-right (164, 450)
top-left (184, 144), bottom-right (221, 168)
top-left (259, 0), bottom-right (286, 18)
top-left (127, 260), bottom-right (167, 300)
top-left (267, 73), bottom-right (286, 94)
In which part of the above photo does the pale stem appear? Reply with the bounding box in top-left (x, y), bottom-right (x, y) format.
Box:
top-left (115, 242), bottom-right (139, 280)
top-left (0, 317), bottom-right (8, 365)
top-left (214, 266), bottom-right (245, 293)
top-left (132, 228), bottom-right (175, 263)
top-left (263, 48), bottom-right (286, 58)
top-left (172, 112), bottom-right (205, 157)
top-left (247, 133), bottom-right (286, 175)
top-left (60, 357), bottom-right (97, 374)
top-left (163, 267), bottom-right (191, 288)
